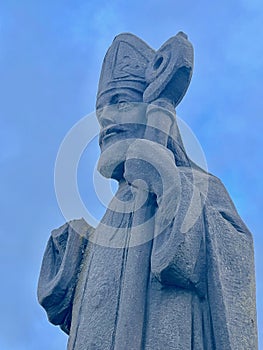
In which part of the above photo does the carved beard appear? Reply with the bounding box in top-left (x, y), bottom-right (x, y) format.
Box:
top-left (97, 139), bottom-right (133, 181)
top-left (97, 121), bottom-right (146, 181)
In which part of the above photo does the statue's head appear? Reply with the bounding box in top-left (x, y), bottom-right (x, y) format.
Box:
top-left (96, 33), bottom-right (154, 180)
top-left (96, 32), bottom-right (194, 180)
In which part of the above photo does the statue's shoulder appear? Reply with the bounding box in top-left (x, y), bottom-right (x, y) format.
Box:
top-left (179, 164), bottom-right (238, 211)
top-left (51, 218), bottom-right (95, 240)
top-left (179, 164), bottom-right (226, 193)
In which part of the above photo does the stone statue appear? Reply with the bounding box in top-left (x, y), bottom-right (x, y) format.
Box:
top-left (38, 32), bottom-right (258, 349)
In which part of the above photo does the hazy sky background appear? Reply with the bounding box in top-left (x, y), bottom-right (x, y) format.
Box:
top-left (0, 1), bottom-right (262, 349)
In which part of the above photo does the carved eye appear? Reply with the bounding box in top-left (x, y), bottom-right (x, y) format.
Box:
top-left (110, 94), bottom-right (133, 111)
top-left (118, 101), bottom-right (130, 111)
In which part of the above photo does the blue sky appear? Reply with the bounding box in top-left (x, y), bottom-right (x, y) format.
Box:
top-left (0, 1), bottom-right (262, 349)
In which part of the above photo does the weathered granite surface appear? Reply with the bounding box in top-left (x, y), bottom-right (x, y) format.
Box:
top-left (38, 33), bottom-right (258, 349)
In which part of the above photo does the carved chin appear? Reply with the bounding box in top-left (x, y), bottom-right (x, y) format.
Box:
top-left (97, 140), bottom-right (132, 180)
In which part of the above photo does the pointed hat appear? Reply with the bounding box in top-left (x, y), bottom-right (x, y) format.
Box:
top-left (96, 33), bottom-right (155, 109)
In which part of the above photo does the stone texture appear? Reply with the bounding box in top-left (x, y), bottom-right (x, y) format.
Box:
top-left (38, 32), bottom-right (258, 349)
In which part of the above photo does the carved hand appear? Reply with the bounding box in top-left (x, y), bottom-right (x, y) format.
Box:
top-left (123, 139), bottom-right (180, 199)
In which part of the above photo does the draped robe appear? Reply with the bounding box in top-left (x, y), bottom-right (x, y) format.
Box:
top-left (38, 165), bottom-right (257, 349)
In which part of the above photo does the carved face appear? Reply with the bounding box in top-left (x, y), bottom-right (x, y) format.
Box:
top-left (96, 88), bottom-right (147, 180)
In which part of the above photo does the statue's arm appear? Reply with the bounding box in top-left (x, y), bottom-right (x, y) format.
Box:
top-left (37, 218), bottom-right (93, 334)
top-left (152, 174), bottom-right (257, 348)
top-left (151, 170), bottom-right (206, 296)
top-left (151, 172), bottom-right (255, 300)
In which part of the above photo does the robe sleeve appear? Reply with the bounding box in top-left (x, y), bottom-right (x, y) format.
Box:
top-left (151, 170), bottom-right (207, 298)
top-left (37, 218), bottom-right (94, 334)
top-left (151, 171), bottom-right (258, 348)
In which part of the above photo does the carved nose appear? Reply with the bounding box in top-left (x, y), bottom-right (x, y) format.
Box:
top-left (99, 116), bottom-right (114, 128)
top-left (97, 105), bottom-right (117, 128)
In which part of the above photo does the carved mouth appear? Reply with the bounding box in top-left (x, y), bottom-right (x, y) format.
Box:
top-left (99, 125), bottom-right (127, 146)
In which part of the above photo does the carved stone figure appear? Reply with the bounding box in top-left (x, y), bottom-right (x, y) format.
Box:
top-left (38, 33), bottom-right (258, 349)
